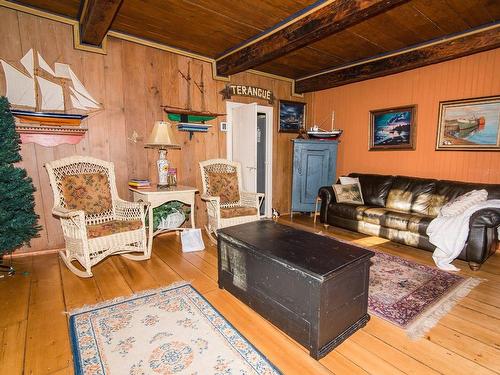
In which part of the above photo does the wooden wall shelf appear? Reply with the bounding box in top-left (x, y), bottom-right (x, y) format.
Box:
top-left (16, 124), bottom-right (88, 147)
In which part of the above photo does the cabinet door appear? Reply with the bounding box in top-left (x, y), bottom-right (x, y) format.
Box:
top-left (292, 142), bottom-right (337, 212)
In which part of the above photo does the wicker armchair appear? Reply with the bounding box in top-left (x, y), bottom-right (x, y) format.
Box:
top-left (199, 159), bottom-right (263, 242)
top-left (45, 156), bottom-right (149, 278)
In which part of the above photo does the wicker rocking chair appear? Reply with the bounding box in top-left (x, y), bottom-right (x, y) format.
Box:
top-left (199, 159), bottom-right (263, 242)
top-left (45, 156), bottom-right (149, 278)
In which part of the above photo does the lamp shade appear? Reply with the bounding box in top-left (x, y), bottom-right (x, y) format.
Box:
top-left (145, 121), bottom-right (181, 149)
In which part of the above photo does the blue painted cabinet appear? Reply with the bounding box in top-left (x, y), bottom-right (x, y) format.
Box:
top-left (291, 139), bottom-right (338, 212)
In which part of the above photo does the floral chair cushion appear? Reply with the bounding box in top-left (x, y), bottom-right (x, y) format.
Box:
top-left (61, 173), bottom-right (112, 215)
top-left (86, 220), bottom-right (143, 239)
top-left (206, 171), bottom-right (240, 204)
top-left (220, 206), bottom-right (258, 218)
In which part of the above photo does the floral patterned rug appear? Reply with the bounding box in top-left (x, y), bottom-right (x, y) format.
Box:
top-left (368, 251), bottom-right (481, 339)
top-left (69, 282), bottom-right (281, 375)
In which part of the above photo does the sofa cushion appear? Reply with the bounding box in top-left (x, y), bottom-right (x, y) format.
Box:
top-left (361, 208), bottom-right (413, 231)
top-left (87, 219), bottom-right (142, 239)
top-left (429, 180), bottom-right (500, 216)
top-left (328, 203), bottom-right (369, 221)
top-left (61, 173), bottom-right (112, 215)
top-left (220, 206), bottom-right (258, 218)
top-left (385, 176), bottom-right (436, 215)
top-left (407, 214), bottom-right (434, 236)
top-left (332, 183), bottom-right (364, 204)
top-left (440, 189), bottom-right (488, 217)
top-left (348, 173), bottom-right (394, 207)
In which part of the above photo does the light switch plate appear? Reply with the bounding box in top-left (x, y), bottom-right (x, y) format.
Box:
top-left (220, 121), bottom-right (228, 132)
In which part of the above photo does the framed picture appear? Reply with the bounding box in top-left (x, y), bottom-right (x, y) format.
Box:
top-left (369, 105), bottom-right (416, 150)
top-left (436, 95), bottom-right (500, 151)
top-left (279, 100), bottom-right (306, 133)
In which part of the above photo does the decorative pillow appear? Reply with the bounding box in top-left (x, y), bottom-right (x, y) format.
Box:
top-left (207, 171), bottom-right (240, 204)
top-left (440, 189), bottom-right (488, 217)
top-left (61, 173), bottom-right (112, 215)
top-left (339, 176), bottom-right (364, 204)
top-left (332, 183), bottom-right (364, 204)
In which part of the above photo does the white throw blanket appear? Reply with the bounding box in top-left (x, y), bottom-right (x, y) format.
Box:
top-left (427, 200), bottom-right (500, 271)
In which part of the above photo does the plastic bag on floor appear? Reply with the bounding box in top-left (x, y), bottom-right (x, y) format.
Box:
top-left (181, 229), bottom-right (205, 252)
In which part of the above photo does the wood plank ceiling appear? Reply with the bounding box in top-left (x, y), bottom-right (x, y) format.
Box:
top-left (8, 0), bottom-right (500, 92)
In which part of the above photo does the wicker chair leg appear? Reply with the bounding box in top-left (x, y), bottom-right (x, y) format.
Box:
top-left (204, 224), bottom-right (218, 245)
top-left (59, 251), bottom-right (93, 278)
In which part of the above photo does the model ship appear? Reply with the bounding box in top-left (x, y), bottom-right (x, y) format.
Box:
top-left (1, 49), bottom-right (100, 126)
top-left (307, 126), bottom-right (343, 139)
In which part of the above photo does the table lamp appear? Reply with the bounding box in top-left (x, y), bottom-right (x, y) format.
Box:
top-left (145, 121), bottom-right (181, 186)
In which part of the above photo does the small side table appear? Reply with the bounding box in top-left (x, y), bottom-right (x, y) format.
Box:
top-left (314, 196), bottom-right (321, 224)
top-left (129, 185), bottom-right (198, 253)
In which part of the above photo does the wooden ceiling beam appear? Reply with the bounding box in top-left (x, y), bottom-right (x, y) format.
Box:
top-left (215, 0), bottom-right (410, 77)
top-left (295, 25), bottom-right (500, 93)
top-left (79, 0), bottom-right (124, 46)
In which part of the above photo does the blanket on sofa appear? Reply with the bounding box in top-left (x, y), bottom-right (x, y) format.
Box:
top-left (427, 200), bottom-right (500, 271)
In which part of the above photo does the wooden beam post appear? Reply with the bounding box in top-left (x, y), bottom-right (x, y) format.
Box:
top-left (295, 25), bottom-right (500, 93)
top-left (79, 0), bottom-right (123, 47)
top-left (215, 0), bottom-right (410, 77)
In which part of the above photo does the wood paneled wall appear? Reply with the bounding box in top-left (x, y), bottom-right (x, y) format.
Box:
top-left (309, 48), bottom-right (500, 184)
top-left (0, 7), bottom-right (305, 254)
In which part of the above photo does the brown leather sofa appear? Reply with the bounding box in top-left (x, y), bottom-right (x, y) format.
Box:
top-left (319, 173), bottom-right (500, 270)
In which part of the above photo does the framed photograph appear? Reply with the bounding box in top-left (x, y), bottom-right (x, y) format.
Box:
top-left (369, 105), bottom-right (416, 150)
top-left (279, 100), bottom-right (306, 133)
top-left (436, 95), bottom-right (500, 151)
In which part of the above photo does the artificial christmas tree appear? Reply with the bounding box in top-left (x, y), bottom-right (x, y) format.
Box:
top-left (0, 96), bottom-right (40, 275)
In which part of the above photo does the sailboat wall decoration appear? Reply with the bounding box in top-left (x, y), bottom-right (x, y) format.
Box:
top-left (0, 49), bottom-right (101, 146)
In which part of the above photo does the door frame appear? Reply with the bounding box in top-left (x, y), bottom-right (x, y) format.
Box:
top-left (226, 101), bottom-right (273, 218)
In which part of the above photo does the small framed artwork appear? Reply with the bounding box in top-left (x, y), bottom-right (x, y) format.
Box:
top-left (369, 105), bottom-right (416, 150)
top-left (436, 95), bottom-right (500, 151)
top-left (279, 100), bottom-right (306, 133)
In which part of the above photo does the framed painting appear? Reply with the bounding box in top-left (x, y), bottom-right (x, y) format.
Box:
top-left (436, 95), bottom-right (500, 151)
top-left (369, 105), bottom-right (416, 150)
top-left (279, 100), bottom-right (306, 133)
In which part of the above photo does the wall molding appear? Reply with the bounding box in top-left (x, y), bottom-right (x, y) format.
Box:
top-left (0, 0), bottom-right (301, 96)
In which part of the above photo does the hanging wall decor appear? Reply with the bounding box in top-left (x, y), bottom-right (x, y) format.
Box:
top-left (220, 84), bottom-right (274, 104)
top-left (369, 105), bottom-right (416, 150)
top-left (436, 95), bottom-right (500, 151)
top-left (0, 48), bottom-right (102, 146)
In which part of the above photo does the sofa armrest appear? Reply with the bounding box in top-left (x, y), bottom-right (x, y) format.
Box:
top-left (318, 186), bottom-right (336, 223)
top-left (466, 208), bottom-right (500, 265)
top-left (469, 208), bottom-right (500, 228)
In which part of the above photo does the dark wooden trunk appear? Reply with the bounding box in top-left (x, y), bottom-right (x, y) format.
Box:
top-left (217, 220), bottom-right (374, 359)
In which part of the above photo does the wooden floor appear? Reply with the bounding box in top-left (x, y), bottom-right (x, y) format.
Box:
top-left (1, 215), bottom-right (500, 375)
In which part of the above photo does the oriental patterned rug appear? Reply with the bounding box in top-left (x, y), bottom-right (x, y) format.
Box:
top-left (368, 250), bottom-right (481, 339)
top-left (69, 282), bottom-right (281, 375)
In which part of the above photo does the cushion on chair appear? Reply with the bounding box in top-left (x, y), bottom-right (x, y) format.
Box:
top-left (86, 220), bottom-right (143, 239)
top-left (207, 171), bottom-right (240, 204)
top-left (220, 206), bottom-right (258, 219)
top-left (61, 173), bottom-right (112, 215)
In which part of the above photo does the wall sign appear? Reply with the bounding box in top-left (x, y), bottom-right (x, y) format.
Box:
top-left (220, 84), bottom-right (274, 104)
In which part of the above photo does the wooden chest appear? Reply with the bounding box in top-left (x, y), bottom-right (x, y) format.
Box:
top-left (217, 221), bottom-right (374, 359)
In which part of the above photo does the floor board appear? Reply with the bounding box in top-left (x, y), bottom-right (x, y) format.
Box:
top-left (2, 215), bottom-right (499, 375)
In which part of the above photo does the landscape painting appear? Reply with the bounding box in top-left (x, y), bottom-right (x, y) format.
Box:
top-left (436, 96), bottom-right (500, 151)
top-left (279, 100), bottom-right (306, 133)
top-left (369, 105), bottom-right (416, 150)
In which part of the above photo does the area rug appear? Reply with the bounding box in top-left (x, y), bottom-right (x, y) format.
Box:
top-left (368, 250), bottom-right (482, 339)
top-left (69, 282), bottom-right (281, 375)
